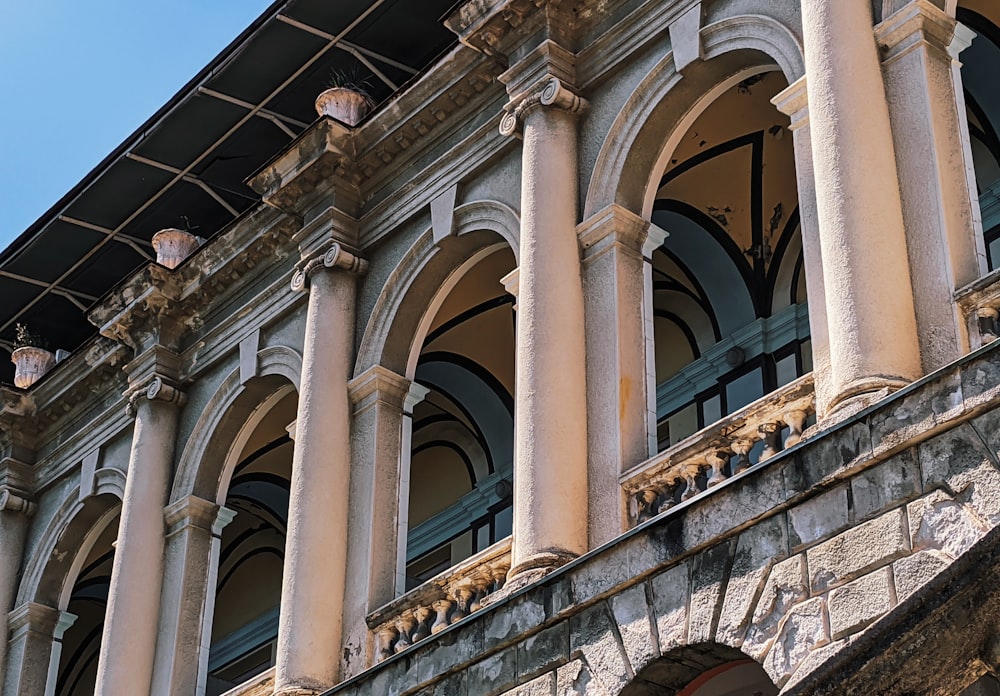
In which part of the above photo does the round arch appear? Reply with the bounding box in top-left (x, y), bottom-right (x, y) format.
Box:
top-left (355, 200), bottom-right (520, 379)
top-left (16, 489), bottom-right (122, 610)
top-left (171, 345), bottom-right (301, 505)
top-left (584, 13), bottom-right (805, 222)
top-left (621, 644), bottom-right (776, 696)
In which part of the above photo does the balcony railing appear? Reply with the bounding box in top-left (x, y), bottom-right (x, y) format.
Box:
top-left (366, 537), bottom-right (512, 663)
top-left (622, 373), bottom-right (815, 527)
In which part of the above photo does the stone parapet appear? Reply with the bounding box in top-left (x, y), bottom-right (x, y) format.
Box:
top-left (317, 343), bottom-right (1000, 695)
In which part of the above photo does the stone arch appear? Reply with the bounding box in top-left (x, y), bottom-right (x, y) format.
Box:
top-left (171, 345), bottom-right (301, 504)
top-left (584, 13), bottom-right (804, 221)
top-left (16, 489), bottom-right (122, 610)
top-left (355, 199), bottom-right (520, 378)
top-left (622, 644), bottom-right (775, 695)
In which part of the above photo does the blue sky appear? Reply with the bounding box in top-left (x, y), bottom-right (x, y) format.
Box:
top-left (0, 0), bottom-right (274, 251)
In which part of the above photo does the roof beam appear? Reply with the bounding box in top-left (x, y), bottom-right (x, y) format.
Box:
top-left (197, 87), bottom-right (308, 131)
top-left (58, 216), bottom-right (155, 261)
top-left (0, 0), bottom-right (391, 339)
top-left (0, 270), bottom-right (98, 303)
top-left (125, 153), bottom-right (240, 216)
top-left (275, 13), bottom-right (419, 80)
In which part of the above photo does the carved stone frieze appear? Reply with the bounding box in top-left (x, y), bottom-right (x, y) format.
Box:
top-left (445, 0), bottom-right (608, 57)
top-left (290, 241), bottom-right (368, 292)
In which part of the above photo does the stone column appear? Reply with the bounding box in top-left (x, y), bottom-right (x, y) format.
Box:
top-left (0, 474), bottom-right (34, 684)
top-left (341, 366), bottom-right (408, 677)
top-left (95, 360), bottom-right (185, 696)
top-left (800, 0), bottom-right (923, 414)
top-left (877, 1), bottom-right (987, 369)
top-left (2, 603), bottom-right (61, 696)
top-left (578, 205), bottom-right (660, 545)
top-left (149, 496), bottom-right (235, 696)
top-left (500, 69), bottom-right (589, 580)
top-left (773, 78), bottom-right (835, 418)
top-left (274, 242), bottom-right (366, 695)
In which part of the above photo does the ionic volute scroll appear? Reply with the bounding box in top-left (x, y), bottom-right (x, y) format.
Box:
top-left (0, 488), bottom-right (36, 516)
top-left (125, 374), bottom-right (187, 418)
top-left (290, 241), bottom-right (369, 292)
top-left (499, 76), bottom-right (589, 137)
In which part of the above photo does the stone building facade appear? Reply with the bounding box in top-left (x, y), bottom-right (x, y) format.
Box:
top-left (2, 0), bottom-right (1000, 694)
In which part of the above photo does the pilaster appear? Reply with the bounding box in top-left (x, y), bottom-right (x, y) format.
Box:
top-left (578, 204), bottom-right (656, 545)
top-left (341, 365), bottom-right (409, 678)
top-left (2, 603), bottom-right (60, 696)
top-left (772, 77), bottom-right (834, 419)
top-left (876, 0), bottom-right (987, 370)
top-left (151, 496), bottom-right (235, 696)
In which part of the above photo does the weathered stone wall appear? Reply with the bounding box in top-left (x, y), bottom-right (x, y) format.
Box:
top-left (321, 344), bottom-right (1000, 695)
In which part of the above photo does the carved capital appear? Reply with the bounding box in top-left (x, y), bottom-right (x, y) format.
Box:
top-left (125, 374), bottom-right (187, 417)
top-left (290, 241), bottom-right (368, 292)
top-left (499, 77), bottom-right (588, 137)
top-left (0, 488), bottom-right (36, 516)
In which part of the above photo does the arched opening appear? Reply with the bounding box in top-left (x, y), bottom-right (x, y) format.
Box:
top-left (54, 512), bottom-right (118, 696)
top-left (205, 389), bottom-right (295, 695)
top-left (404, 247), bottom-right (516, 590)
top-left (621, 647), bottom-right (776, 695)
top-left (650, 70), bottom-right (811, 452)
top-left (959, 1), bottom-right (1000, 269)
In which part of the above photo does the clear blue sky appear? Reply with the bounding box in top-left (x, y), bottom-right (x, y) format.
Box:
top-left (0, 0), bottom-right (274, 251)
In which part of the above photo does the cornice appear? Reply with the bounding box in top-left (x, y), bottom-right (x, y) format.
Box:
top-left (445, 0), bottom-right (611, 58)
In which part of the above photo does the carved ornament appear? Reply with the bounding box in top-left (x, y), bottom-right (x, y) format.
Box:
top-left (498, 77), bottom-right (588, 136)
top-left (125, 374), bottom-right (187, 418)
top-left (0, 488), bottom-right (36, 516)
top-left (290, 241), bottom-right (368, 292)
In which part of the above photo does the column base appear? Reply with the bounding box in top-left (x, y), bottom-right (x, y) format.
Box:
top-left (822, 376), bottom-right (911, 427)
top-left (273, 688), bottom-right (323, 696)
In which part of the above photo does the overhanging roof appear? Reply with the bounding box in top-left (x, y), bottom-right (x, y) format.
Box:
top-left (0, 0), bottom-right (462, 384)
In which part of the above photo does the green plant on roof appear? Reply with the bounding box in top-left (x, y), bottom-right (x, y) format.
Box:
top-left (326, 67), bottom-right (376, 106)
top-left (13, 323), bottom-right (47, 350)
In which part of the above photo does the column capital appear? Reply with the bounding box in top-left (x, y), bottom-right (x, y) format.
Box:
top-left (290, 241), bottom-right (368, 292)
top-left (577, 204), bottom-right (657, 262)
top-left (875, 0), bottom-right (963, 62)
top-left (348, 365), bottom-right (410, 414)
top-left (772, 76), bottom-right (809, 131)
top-left (164, 495), bottom-right (234, 537)
top-left (7, 602), bottom-right (60, 640)
top-left (500, 267), bottom-right (520, 303)
top-left (125, 373), bottom-right (186, 418)
top-left (499, 76), bottom-right (588, 137)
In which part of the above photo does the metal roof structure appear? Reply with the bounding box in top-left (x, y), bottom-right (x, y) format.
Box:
top-left (0, 0), bottom-right (461, 383)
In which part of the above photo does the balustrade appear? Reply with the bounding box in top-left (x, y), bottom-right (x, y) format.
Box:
top-left (956, 269), bottom-right (1000, 349)
top-left (622, 374), bottom-right (815, 526)
top-left (367, 538), bottom-right (511, 663)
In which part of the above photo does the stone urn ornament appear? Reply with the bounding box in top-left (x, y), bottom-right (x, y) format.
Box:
top-left (152, 227), bottom-right (200, 269)
top-left (314, 69), bottom-right (375, 126)
top-left (11, 324), bottom-right (56, 389)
